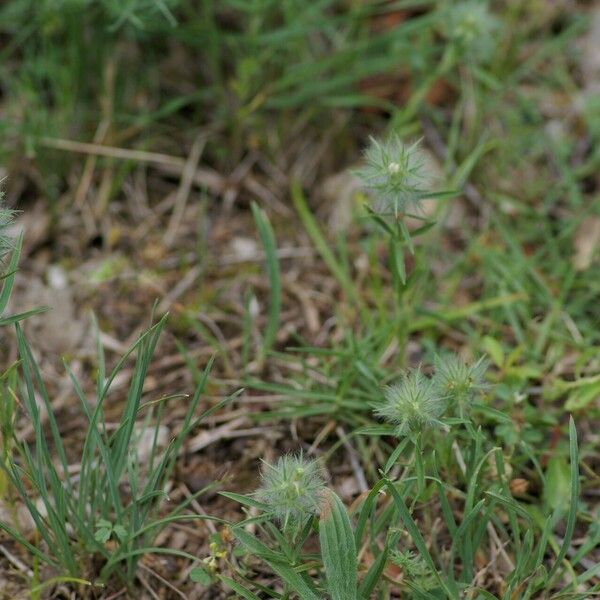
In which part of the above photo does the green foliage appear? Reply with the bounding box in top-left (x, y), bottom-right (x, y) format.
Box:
top-left (224, 375), bottom-right (583, 599)
top-left (318, 489), bottom-right (358, 600)
top-left (0, 318), bottom-right (226, 585)
top-left (1, 0), bottom-right (598, 596)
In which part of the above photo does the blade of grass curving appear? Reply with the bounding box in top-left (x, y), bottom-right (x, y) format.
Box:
top-left (251, 202), bottom-right (281, 360)
top-left (110, 316), bottom-right (167, 481)
top-left (265, 561), bottom-right (321, 600)
top-left (233, 527), bottom-right (285, 563)
top-left (65, 361), bottom-right (123, 522)
top-left (494, 448), bottom-right (522, 554)
top-left (16, 324), bottom-right (71, 485)
top-left (354, 478), bottom-right (387, 545)
top-left (484, 492), bottom-right (535, 524)
top-left (131, 513), bottom-right (224, 543)
top-left (2, 460), bottom-right (61, 563)
top-left (143, 356), bottom-right (216, 490)
top-left (139, 381), bottom-right (237, 529)
top-left (460, 447), bottom-right (498, 581)
top-left (448, 499), bottom-right (486, 577)
top-left (220, 491), bottom-right (270, 511)
top-left (384, 477), bottom-right (457, 598)
top-left (99, 321), bottom-right (163, 403)
top-left (358, 533), bottom-right (397, 598)
top-left (29, 577), bottom-right (94, 597)
top-left (8, 458), bottom-right (77, 573)
top-left (432, 451), bottom-right (457, 536)
top-left (218, 576), bottom-right (263, 600)
top-left (0, 307), bottom-right (49, 326)
top-left (548, 417), bottom-right (579, 580)
top-left (291, 182), bottom-right (361, 310)
top-left (0, 520), bottom-right (58, 568)
top-left (101, 547), bottom-right (201, 580)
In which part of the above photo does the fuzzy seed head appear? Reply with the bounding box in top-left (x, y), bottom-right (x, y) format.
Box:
top-left (390, 550), bottom-right (436, 589)
top-left (0, 195), bottom-right (16, 261)
top-left (443, 1), bottom-right (499, 60)
top-left (356, 136), bottom-right (429, 217)
top-left (256, 454), bottom-right (326, 528)
top-left (376, 369), bottom-right (447, 437)
top-left (433, 355), bottom-right (488, 411)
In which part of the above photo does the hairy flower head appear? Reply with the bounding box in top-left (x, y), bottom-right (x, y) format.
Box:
top-left (441, 1), bottom-right (499, 60)
top-left (255, 453), bottom-right (326, 528)
top-left (376, 369), bottom-right (447, 437)
top-left (356, 136), bottom-right (430, 217)
top-left (390, 549), bottom-right (436, 589)
top-left (0, 195), bottom-right (16, 261)
top-left (433, 354), bottom-right (488, 412)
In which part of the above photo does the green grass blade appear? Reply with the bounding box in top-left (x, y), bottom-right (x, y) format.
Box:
top-left (384, 477), bottom-right (457, 598)
top-left (218, 576), bottom-right (263, 600)
top-left (251, 202), bottom-right (281, 360)
top-left (548, 417), bottom-right (580, 579)
top-left (291, 182), bottom-right (360, 309)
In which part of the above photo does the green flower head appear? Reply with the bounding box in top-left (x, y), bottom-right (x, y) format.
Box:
top-left (433, 354), bottom-right (488, 412)
top-left (441, 1), bottom-right (499, 61)
top-left (390, 550), bottom-right (436, 590)
top-left (376, 369), bottom-right (447, 437)
top-left (256, 453), bottom-right (326, 528)
top-left (0, 194), bottom-right (16, 261)
top-left (356, 136), bottom-right (430, 217)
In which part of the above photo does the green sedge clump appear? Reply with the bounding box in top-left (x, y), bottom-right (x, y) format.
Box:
top-left (376, 369), bottom-right (447, 437)
top-left (356, 136), bottom-right (430, 217)
top-left (256, 453), bottom-right (326, 529)
top-left (433, 354), bottom-right (488, 413)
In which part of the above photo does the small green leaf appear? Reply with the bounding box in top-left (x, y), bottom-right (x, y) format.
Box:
top-left (190, 566), bottom-right (212, 585)
top-left (482, 336), bottom-right (504, 367)
top-left (113, 525), bottom-right (127, 541)
top-left (94, 528), bottom-right (111, 544)
top-left (565, 380), bottom-right (600, 411)
top-left (96, 518), bottom-right (111, 528)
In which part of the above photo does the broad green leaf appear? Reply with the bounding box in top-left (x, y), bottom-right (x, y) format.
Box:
top-left (319, 489), bottom-right (358, 600)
